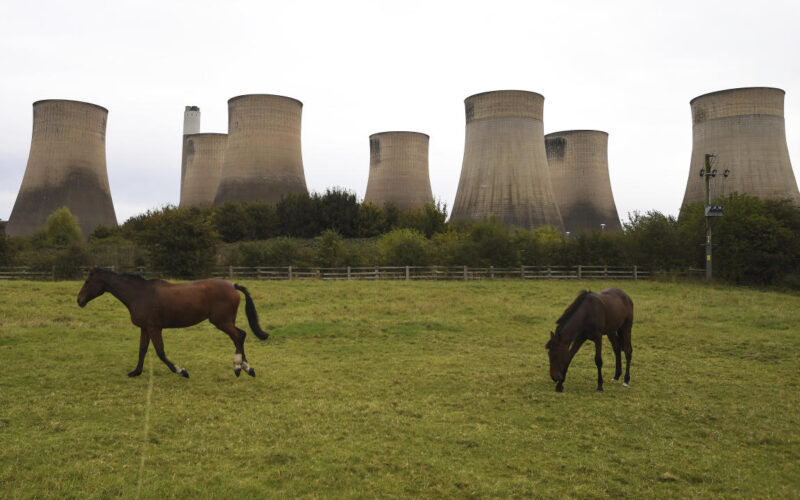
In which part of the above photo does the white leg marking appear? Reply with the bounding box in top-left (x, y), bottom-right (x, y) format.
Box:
top-left (233, 353), bottom-right (242, 370)
top-left (622, 382), bottom-right (629, 387)
top-left (242, 361), bottom-right (251, 372)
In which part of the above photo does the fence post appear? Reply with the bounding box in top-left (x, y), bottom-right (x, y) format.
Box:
top-left (288, 266), bottom-right (293, 281)
top-left (52, 265), bottom-right (55, 281)
top-left (347, 266), bottom-right (351, 280)
top-left (604, 265), bottom-right (608, 278)
top-left (520, 265), bottom-right (525, 280)
top-left (228, 265), bottom-right (233, 279)
top-left (433, 265), bottom-right (437, 281)
top-left (375, 267), bottom-right (379, 280)
top-left (405, 265), bottom-right (410, 281)
top-left (633, 265), bottom-right (638, 281)
top-left (547, 266), bottom-right (552, 279)
top-left (490, 265), bottom-right (494, 280)
top-left (463, 265), bottom-right (468, 281)
top-left (577, 265), bottom-right (582, 279)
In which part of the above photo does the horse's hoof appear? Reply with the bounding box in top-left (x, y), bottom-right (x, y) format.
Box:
top-left (596, 389), bottom-right (604, 393)
top-left (622, 382), bottom-right (629, 388)
top-left (128, 370), bottom-right (142, 377)
top-left (234, 369), bottom-right (241, 377)
top-left (555, 385), bottom-right (563, 393)
top-left (246, 367), bottom-right (256, 377)
top-left (180, 369), bottom-right (189, 378)
top-left (612, 378), bottom-right (619, 382)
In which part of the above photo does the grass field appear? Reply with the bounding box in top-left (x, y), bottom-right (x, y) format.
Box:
top-left (1, 279), bottom-right (799, 498)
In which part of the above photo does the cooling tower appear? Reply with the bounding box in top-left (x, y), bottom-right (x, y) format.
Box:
top-left (451, 90), bottom-right (563, 230)
top-left (364, 131), bottom-right (434, 210)
top-left (180, 105), bottom-right (201, 192)
top-left (545, 130), bottom-right (622, 232)
top-left (6, 99), bottom-right (117, 237)
top-left (179, 133), bottom-right (227, 208)
top-left (682, 87), bottom-right (799, 206)
top-left (214, 94), bottom-right (307, 205)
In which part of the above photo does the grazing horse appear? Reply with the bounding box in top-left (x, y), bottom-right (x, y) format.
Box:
top-left (545, 288), bottom-right (633, 393)
top-left (77, 267), bottom-right (269, 378)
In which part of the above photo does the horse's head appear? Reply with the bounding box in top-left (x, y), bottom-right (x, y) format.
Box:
top-left (77, 267), bottom-right (105, 307)
top-left (545, 330), bottom-right (570, 385)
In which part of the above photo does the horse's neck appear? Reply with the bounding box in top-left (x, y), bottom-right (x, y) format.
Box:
top-left (103, 275), bottom-right (143, 309)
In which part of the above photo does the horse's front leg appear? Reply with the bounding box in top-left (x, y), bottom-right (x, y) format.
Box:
top-left (557, 338), bottom-right (585, 392)
top-left (128, 328), bottom-right (150, 377)
top-left (149, 328), bottom-right (189, 378)
top-left (594, 338), bottom-right (604, 393)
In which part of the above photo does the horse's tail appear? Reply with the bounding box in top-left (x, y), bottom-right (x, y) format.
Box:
top-left (234, 284), bottom-right (269, 340)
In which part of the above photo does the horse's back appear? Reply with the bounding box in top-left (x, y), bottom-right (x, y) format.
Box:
top-left (597, 288), bottom-right (633, 330)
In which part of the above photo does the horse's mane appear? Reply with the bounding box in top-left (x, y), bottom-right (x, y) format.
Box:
top-left (95, 267), bottom-right (147, 282)
top-left (555, 290), bottom-right (592, 335)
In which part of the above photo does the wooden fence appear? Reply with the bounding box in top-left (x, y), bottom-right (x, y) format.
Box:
top-left (0, 265), bottom-right (648, 281)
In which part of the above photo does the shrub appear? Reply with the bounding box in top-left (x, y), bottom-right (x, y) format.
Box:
top-left (134, 206), bottom-right (219, 278)
top-left (378, 228), bottom-right (432, 265)
top-left (319, 188), bottom-right (359, 237)
top-left (399, 202), bottom-right (448, 237)
top-left (41, 207), bottom-right (83, 246)
top-left (315, 230), bottom-right (349, 267)
top-left (357, 202), bottom-right (386, 237)
top-left (277, 193), bottom-right (321, 238)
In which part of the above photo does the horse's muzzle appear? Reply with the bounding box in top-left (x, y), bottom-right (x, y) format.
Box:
top-left (77, 297), bottom-right (86, 308)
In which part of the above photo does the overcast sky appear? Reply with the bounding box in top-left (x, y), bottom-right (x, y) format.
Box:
top-left (1, 0), bottom-right (798, 224)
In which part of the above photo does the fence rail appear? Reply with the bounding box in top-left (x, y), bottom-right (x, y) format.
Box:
top-left (210, 265), bottom-right (649, 281)
top-left (0, 265), bottom-right (649, 282)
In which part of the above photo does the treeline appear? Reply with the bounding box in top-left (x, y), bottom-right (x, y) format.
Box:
top-left (1, 191), bottom-right (799, 289)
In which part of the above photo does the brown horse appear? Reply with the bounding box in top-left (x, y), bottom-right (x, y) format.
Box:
top-left (545, 288), bottom-right (633, 393)
top-left (77, 267), bottom-right (269, 378)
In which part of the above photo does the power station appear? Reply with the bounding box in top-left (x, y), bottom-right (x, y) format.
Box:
top-left (451, 90), bottom-right (563, 230)
top-left (682, 87), bottom-right (799, 206)
top-left (364, 131), bottom-right (434, 210)
top-left (6, 99), bottom-right (117, 237)
top-left (180, 105), bottom-right (201, 196)
top-left (214, 94), bottom-right (308, 205)
top-left (545, 130), bottom-right (622, 232)
top-left (179, 133), bottom-right (227, 208)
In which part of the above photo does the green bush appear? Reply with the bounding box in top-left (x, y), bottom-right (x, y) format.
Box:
top-left (357, 202), bottom-right (386, 237)
top-left (315, 230), bottom-right (349, 267)
top-left (378, 228), bottom-right (432, 265)
top-left (39, 207), bottom-right (83, 246)
top-left (399, 202), bottom-right (448, 237)
top-left (134, 206), bottom-right (219, 278)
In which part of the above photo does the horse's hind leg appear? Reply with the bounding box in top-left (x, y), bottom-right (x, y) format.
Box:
top-left (217, 323), bottom-right (255, 378)
top-left (622, 321), bottom-right (633, 387)
top-left (129, 328), bottom-right (150, 377)
top-left (611, 331), bottom-right (623, 382)
top-left (149, 328), bottom-right (189, 378)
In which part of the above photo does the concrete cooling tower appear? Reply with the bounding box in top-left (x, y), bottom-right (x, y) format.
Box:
top-left (214, 94), bottom-right (307, 205)
top-left (682, 87), bottom-right (799, 206)
top-left (180, 105), bottom-right (201, 193)
top-left (6, 99), bottom-right (117, 237)
top-left (364, 131), bottom-right (434, 210)
top-left (451, 90), bottom-right (563, 230)
top-left (545, 130), bottom-right (622, 233)
top-left (179, 133), bottom-right (227, 208)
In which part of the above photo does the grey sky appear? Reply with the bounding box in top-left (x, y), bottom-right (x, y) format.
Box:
top-left (1, 0), bottom-right (798, 224)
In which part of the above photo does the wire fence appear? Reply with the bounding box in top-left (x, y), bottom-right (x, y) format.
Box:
top-left (0, 265), bottom-right (649, 281)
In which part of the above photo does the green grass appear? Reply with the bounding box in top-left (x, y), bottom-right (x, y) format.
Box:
top-left (1, 280), bottom-right (799, 498)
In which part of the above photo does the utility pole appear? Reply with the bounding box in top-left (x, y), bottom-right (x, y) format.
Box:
top-left (699, 153), bottom-right (727, 283)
